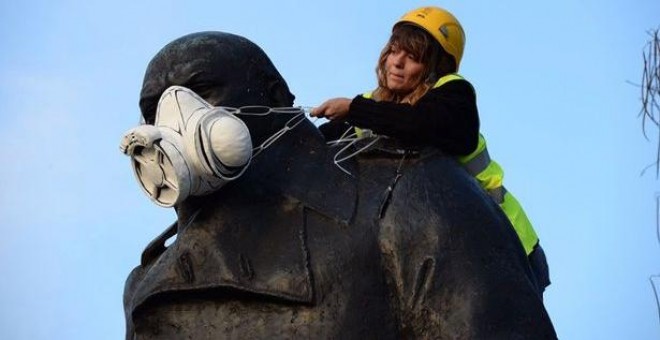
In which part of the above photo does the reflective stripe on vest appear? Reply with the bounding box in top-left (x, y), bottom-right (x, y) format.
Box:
top-left (488, 186), bottom-right (507, 205)
top-left (462, 143), bottom-right (491, 177)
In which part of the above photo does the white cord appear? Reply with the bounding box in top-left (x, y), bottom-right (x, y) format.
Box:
top-left (328, 130), bottom-right (383, 176)
top-left (225, 106), bottom-right (308, 158)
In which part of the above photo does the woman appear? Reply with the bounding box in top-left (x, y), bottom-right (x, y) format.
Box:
top-left (311, 6), bottom-right (550, 295)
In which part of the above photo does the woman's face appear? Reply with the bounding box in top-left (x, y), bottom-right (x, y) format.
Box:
top-left (384, 44), bottom-right (425, 95)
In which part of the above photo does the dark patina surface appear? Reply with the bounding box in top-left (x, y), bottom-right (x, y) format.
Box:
top-left (124, 31), bottom-right (557, 339)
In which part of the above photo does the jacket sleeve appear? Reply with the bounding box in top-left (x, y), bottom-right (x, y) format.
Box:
top-left (346, 79), bottom-right (480, 156)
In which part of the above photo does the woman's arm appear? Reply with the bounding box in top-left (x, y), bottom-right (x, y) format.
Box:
top-left (347, 80), bottom-right (479, 156)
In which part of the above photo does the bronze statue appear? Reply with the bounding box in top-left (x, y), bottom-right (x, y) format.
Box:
top-left (122, 31), bottom-right (557, 339)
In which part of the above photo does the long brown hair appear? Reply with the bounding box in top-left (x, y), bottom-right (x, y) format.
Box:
top-left (372, 24), bottom-right (457, 104)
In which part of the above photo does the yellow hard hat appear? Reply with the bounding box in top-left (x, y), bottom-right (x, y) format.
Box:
top-left (396, 6), bottom-right (465, 68)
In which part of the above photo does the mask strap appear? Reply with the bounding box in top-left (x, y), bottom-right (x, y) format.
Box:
top-left (253, 111), bottom-right (307, 157)
top-left (331, 134), bottom-right (383, 176)
top-left (227, 106), bottom-right (308, 158)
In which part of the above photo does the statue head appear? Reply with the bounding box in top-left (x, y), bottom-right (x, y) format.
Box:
top-left (123, 32), bottom-right (302, 207)
top-left (139, 31), bottom-right (295, 124)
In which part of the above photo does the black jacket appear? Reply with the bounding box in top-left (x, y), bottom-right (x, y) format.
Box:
top-left (319, 79), bottom-right (480, 156)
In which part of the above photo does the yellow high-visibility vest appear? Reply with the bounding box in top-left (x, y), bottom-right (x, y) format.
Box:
top-left (362, 74), bottom-right (539, 254)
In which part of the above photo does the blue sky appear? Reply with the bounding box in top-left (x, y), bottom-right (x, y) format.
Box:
top-left (1, 0), bottom-right (659, 339)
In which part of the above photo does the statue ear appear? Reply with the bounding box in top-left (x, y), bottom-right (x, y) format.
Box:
top-left (139, 94), bottom-right (158, 125)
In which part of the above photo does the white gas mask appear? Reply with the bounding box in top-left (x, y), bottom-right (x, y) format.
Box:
top-left (120, 86), bottom-right (253, 207)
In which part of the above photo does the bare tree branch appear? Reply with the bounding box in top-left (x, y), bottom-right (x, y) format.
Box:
top-left (639, 28), bottom-right (660, 177)
top-left (638, 27), bottom-right (660, 330)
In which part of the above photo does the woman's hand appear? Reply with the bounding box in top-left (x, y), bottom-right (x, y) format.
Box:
top-left (310, 98), bottom-right (351, 120)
